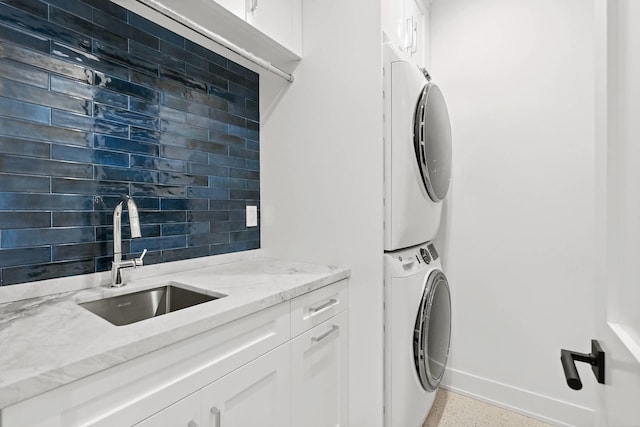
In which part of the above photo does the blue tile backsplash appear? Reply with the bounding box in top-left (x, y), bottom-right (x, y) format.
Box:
top-left (0, 1), bottom-right (260, 286)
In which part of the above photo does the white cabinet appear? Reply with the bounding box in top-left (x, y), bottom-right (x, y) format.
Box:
top-left (214, 0), bottom-right (245, 19)
top-left (135, 392), bottom-right (201, 427)
top-left (245, 0), bottom-right (302, 55)
top-left (201, 343), bottom-right (291, 427)
top-left (291, 312), bottom-right (348, 427)
top-left (383, 0), bottom-right (430, 68)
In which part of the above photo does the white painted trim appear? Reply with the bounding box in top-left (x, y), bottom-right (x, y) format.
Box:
top-left (441, 368), bottom-right (594, 427)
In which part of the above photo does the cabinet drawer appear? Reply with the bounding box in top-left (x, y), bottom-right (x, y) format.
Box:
top-left (291, 280), bottom-right (348, 337)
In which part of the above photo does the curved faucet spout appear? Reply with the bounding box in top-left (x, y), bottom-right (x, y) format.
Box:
top-left (111, 195), bottom-right (145, 287)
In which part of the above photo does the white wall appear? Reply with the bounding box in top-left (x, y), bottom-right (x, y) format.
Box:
top-left (431, 1), bottom-right (596, 425)
top-left (260, 1), bottom-right (384, 426)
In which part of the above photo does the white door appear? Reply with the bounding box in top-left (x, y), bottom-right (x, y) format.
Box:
top-left (594, 0), bottom-right (640, 425)
top-left (200, 344), bottom-right (291, 427)
top-left (291, 312), bottom-right (348, 427)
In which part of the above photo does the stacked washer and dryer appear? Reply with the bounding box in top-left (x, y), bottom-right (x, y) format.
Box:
top-left (383, 41), bottom-right (453, 427)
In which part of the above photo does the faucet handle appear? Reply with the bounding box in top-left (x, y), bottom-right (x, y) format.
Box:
top-left (134, 249), bottom-right (147, 267)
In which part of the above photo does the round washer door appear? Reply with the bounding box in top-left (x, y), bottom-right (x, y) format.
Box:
top-left (414, 269), bottom-right (452, 391)
top-left (414, 83), bottom-right (452, 202)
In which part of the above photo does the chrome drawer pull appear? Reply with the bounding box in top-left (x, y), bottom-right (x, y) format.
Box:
top-left (210, 407), bottom-right (221, 426)
top-left (312, 325), bottom-right (339, 343)
top-left (309, 298), bottom-right (338, 314)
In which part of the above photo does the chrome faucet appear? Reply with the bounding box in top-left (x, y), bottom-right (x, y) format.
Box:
top-left (111, 195), bottom-right (147, 287)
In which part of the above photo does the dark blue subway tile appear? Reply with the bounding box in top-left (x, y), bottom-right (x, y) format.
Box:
top-left (161, 198), bottom-right (208, 211)
top-left (163, 94), bottom-right (212, 116)
top-left (188, 210), bottom-right (228, 223)
top-left (0, 96), bottom-right (50, 124)
top-left (130, 39), bottom-right (184, 74)
top-left (0, 212), bottom-right (51, 229)
top-left (131, 154), bottom-right (185, 173)
top-left (94, 73), bottom-right (159, 102)
top-left (161, 245), bottom-right (210, 263)
top-left (94, 135), bottom-right (158, 156)
top-left (130, 183), bottom-right (186, 198)
top-left (0, 173), bottom-right (50, 193)
top-left (46, 0), bottom-right (92, 20)
top-left (0, 247), bottom-right (51, 268)
top-left (52, 211), bottom-right (109, 227)
top-left (210, 130), bottom-right (243, 146)
top-left (247, 120), bottom-right (259, 132)
top-left (229, 168), bottom-right (258, 180)
top-left (51, 144), bottom-right (129, 167)
top-left (185, 39), bottom-right (227, 68)
top-left (92, 9), bottom-right (158, 50)
top-left (128, 12), bottom-right (184, 47)
top-left (84, 0), bottom-right (127, 21)
top-left (52, 110), bottom-right (129, 139)
top-left (130, 235), bottom-right (186, 253)
top-left (94, 165), bottom-right (158, 184)
top-left (1, 226), bottom-right (95, 248)
top-left (208, 176), bottom-right (247, 190)
top-left (0, 6), bottom-right (91, 53)
top-left (209, 153), bottom-right (245, 168)
top-left (187, 186), bottom-right (228, 200)
top-left (95, 195), bottom-right (159, 211)
top-left (94, 104), bottom-right (160, 131)
top-left (185, 139), bottom-right (227, 155)
top-left (187, 163), bottom-right (228, 178)
top-left (130, 127), bottom-right (161, 144)
top-left (161, 40), bottom-right (207, 70)
top-left (0, 136), bottom-right (50, 158)
top-left (227, 124), bottom-right (247, 139)
top-left (246, 180), bottom-right (259, 191)
top-left (51, 178), bottom-right (129, 196)
top-left (210, 109), bottom-right (245, 128)
top-left (246, 160), bottom-right (259, 172)
top-left (92, 40), bottom-right (158, 77)
top-left (3, 259), bottom-right (95, 285)
top-left (230, 230), bottom-right (259, 242)
top-left (52, 241), bottom-right (110, 261)
top-left (0, 154), bottom-right (93, 178)
top-left (0, 117), bottom-right (90, 146)
top-left (188, 231), bottom-right (229, 247)
top-left (50, 7), bottom-right (128, 51)
top-left (209, 200), bottom-right (246, 211)
top-left (228, 209), bottom-right (246, 221)
top-left (161, 120), bottom-right (208, 140)
top-left (229, 146), bottom-right (259, 161)
top-left (1, 1), bottom-right (48, 20)
top-left (213, 220), bottom-right (246, 232)
top-left (0, 22), bottom-right (50, 54)
top-left (52, 42), bottom-right (129, 80)
top-left (0, 59), bottom-right (49, 88)
top-left (1, 41), bottom-right (90, 82)
top-left (140, 210), bottom-right (186, 224)
top-left (158, 171), bottom-right (207, 186)
top-left (0, 78), bottom-right (91, 115)
top-left (0, 192), bottom-right (93, 211)
top-left (159, 106), bottom-right (187, 124)
top-left (130, 98), bottom-right (160, 117)
top-left (228, 61), bottom-right (259, 83)
top-left (160, 145), bottom-right (208, 164)
top-left (246, 139), bottom-right (259, 152)
top-left (229, 189), bottom-right (259, 201)
top-left (209, 240), bottom-right (258, 255)
top-left (162, 222), bottom-right (210, 236)
top-left (160, 67), bottom-right (206, 92)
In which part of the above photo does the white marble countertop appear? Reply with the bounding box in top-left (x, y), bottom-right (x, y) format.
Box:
top-left (0, 254), bottom-right (349, 410)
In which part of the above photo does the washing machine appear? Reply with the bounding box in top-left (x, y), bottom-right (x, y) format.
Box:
top-left (383, 41), bottom-right (452, 251)
top-left (384, 241), bottom-right (451, 427)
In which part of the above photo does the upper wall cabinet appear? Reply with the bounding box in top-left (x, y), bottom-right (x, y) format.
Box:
top-left (383, 0), bottom-right (431, 68)
top-left (128, 0), bottom-right (302, 73)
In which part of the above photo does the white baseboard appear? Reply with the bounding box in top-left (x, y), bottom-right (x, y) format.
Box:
top-left (441, 368), bottom-right (594, 427)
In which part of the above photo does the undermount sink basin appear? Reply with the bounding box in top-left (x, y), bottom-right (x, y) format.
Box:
top-left (79, 284), bottom-right (225, 326)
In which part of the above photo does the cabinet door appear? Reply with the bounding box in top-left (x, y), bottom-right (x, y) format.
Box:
top-left (214, 0), bottom-right (246, 19)
top-left (406, 0), bottom-right (427, 67)
top-left (200, 344), bottom-right (291, 427)
top-left (246, 0), bottom-right (301, 53)
top-left (135, 391), bottom-right (201, 427)
top-left (291, 312), bottom-right (348, 427)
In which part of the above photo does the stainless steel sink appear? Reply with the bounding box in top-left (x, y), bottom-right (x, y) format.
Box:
top-left (79, 284), bottom-right (224, 326)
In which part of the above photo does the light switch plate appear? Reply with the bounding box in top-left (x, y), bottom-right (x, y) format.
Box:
top-left (246, 205), bottom-right (258, 227)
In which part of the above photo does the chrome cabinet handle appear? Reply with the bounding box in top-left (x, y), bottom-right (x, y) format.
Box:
top-left (250, 0), bottom-right (258, 13)
top-left (309, 298), bottom-right (338, 314)
top-left (210, 407), bottom-right (221, 426)
top-left (312, 325), bottom-right (339, 343)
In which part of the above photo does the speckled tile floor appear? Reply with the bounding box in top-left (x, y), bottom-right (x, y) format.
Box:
top-left (423, 389), bottom-right (553, 427)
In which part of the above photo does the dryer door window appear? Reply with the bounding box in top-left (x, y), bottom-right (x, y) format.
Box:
top-left (414, 269), bottom-right (451, 391)
top-left (414, 83), bottom-right (452, 202)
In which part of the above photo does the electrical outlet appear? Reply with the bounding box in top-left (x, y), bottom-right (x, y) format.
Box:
top-left (246, 206), bottom-right (258, 227)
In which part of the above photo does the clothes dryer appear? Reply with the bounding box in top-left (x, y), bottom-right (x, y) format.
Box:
top-left (384, 241), bottom-right (451, 427)
top-left (383, 42), bottom-right (452, 251)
